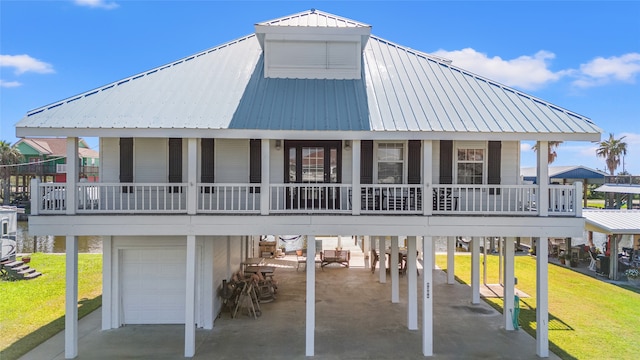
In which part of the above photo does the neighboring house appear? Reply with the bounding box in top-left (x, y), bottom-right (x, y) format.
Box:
top-left (15, 10), bottom-right (601, 359)
top-left (521, 165), bottom-right (608, 185)
top-left (521, 165), bottom-right (608, 207)
top-left (12, 137), bottom-right (99, 183)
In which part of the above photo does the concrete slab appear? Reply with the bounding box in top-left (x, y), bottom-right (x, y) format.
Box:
top-left (20, 255), bottom-right (558, 359)
top-left (480, 284), bottom-right (531, 298)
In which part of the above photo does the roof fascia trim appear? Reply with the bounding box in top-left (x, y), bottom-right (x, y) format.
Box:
top-left (15, 128), bottom-right (602, 142)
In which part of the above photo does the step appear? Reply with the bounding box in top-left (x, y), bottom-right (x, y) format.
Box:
top-left (23, 272), bottom-right (42, 280)
top-left (1, 258), bottom-right (16, 266)
top-left (3, 260), bottom-right (24, 268)
top-left (12, 264), bottom-right (31, 272)
top-left (17, 268), bottom-right (36, 275)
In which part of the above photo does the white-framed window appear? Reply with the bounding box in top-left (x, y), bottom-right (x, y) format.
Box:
top-left (376, 142), bottom-right (404, 184)
top-left (455, 143), bottom-right (486, 184)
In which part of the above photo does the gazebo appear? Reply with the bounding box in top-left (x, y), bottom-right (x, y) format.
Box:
top-left (583, 209), bottom-right (640, 280)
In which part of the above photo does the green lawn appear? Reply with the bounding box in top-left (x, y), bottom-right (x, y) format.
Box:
top-left (0, 253), bottom-right (102, 360)
top-left (437, 254), bottom-right (640, 360)
top-left (586, 199), bottom-right (605, 208)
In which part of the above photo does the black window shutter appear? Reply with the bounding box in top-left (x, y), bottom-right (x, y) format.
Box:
top-left (249, 139), bottom-right (261, 183)
top-left (201, 138), bottom-right (215, 183)
top-left (439, 140), bottom-right (453, 184)
top-left (168, 138), bottom-right (183, 183)
top-left (408, 140), bottom-right (421, 184)
top-left (360, 140), bottom-right (373, 184)
top-left (488, 141), bottom-right (501, 194)
top-left (119, 138), bottom-right (133, 183)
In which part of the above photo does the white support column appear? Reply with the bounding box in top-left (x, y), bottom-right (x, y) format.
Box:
top-left (102, 236), bottom-right (112, 330)
top-left (422, 140), bottom-right (433, 216)
top-left (65, 236), bottom-right (78, 359)
top-left (66, 137), bottom-right (78, 215)
top-left (609, 235), bottom-right (620, 281)
top-left (422, 236), bottom-right (433, 356)
top-left (407, 236), bottom-right (418, 330)
top-left (535, 237), bottom-right (549, 357)
top-left (536, 141), bottom-right (549, 217)
top-left (362, 236), bottom-right (370, 269)
top-left (391, 236), bottom-right (399, 303)
top-left (30, 178), bottom-right (40, 215)
top-left (187, 138), bottom-right (197, 215)
top-left (498, 237), bottom-right (503, 285)
top-left (184, 235), bottom-right (196, 357)
top-left (370, 236), bottom-right (376, 270)
top-left (260, 139), bottom-right (270, 215)
top-left (226, 236), bottom-right (231, 279)
top-left (352, 140), bottom-right (361, 215)
top-left (432, 237), bottom-right (436, 270)
top-left (503, 237), bottom-right (515, 331)
top-left (305, 235), bottom-right (316, 356)
top-left (483, 238), bottom-right (488, 285)
top-left (471, 237), bottom-right (480, 304)
top-left (379, 236), bottom-right (386, 283)
top-left (574, 181), bottom-right (583, 218)
top-left (447, 236), bottom-right (455, 284)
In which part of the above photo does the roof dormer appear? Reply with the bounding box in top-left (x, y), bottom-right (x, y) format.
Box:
top-left (255, 9), bottom-right (371, 80)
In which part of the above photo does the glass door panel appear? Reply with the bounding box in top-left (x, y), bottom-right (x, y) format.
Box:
top-left (284, 141), bottom-right (341, 210)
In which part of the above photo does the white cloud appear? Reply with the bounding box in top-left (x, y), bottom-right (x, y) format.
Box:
top-left (432, 48), bottom-right (565, 90)
top-left (0, 54), bottom-right (54, 75)
top-left (572, 53), bottom-right (640, 88)
top-left (0, 79), bottom-right (22, 88)
top-left (520, 142), bottom-right (533, 152)
top-left (74, 0), bottom-right (119, 10)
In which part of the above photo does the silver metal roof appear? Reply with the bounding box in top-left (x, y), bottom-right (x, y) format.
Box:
top-left (594, 184), bottom-right (640, 195)
top-left (15, 10), bottom-right (601, 141)
top-left (583, 210), bottom-right (640, 234)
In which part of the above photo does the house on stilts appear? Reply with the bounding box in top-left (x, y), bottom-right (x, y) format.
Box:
top-left (15, 9), bottom-right (601, 358)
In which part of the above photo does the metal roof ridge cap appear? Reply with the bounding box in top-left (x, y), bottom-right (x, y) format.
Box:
top-left (256, 9), bottom-right (371, 28)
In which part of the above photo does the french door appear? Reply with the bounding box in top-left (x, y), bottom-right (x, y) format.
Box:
top-left (284, 140), bottom-right (342, 210)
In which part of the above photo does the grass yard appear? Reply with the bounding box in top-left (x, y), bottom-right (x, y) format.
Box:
top-left (0, 253), bottom-right (102, 360)
top-left (586, 199), bottom-right (605, 209)
top-left (437, 254), bottom-right (640, 360)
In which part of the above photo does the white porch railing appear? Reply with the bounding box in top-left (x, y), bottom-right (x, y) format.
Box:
top-left (432, 184), bottom-right (576, 216)
top-left (33, 181), bottom-right (580, 217)
top-left (75, 183), bottom-right (187, 213)
top-left (269, 184), bottom-right (352, 213)
top-left (40, 183), bottom-right (68, 213)
top-left (359, 185), bottom-right (423, 214)
top-left (547, 185), bottom-right (577, 215)
top-left (432, 184), bottom-right (537, 215)
top-left (198, 184), bottom-right (261, 213)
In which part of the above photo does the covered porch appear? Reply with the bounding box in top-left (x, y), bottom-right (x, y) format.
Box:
top-left (22, 250), bottom-right (559, 359)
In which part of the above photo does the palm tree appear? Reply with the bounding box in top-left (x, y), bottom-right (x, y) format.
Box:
top-left (596, 133), bottom-right (628, 208)
top-left (0, 140), bottom-right (24, 204)
top-left (596, 133), bottom-right (627, 175)
top-left (532, 141), bottom-right (563, 164)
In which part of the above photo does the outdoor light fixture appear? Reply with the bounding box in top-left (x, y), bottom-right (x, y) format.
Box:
top-left (344, 140), bottom-right (351, 150)
top-left (275, 140), bottom-right (282, 150)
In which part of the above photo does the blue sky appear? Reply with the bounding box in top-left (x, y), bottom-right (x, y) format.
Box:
top-left (1, 1), bottom-right (639, 174)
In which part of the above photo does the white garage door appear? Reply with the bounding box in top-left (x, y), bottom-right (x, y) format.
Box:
top-left (121, 247), bottom-right (186, 324)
